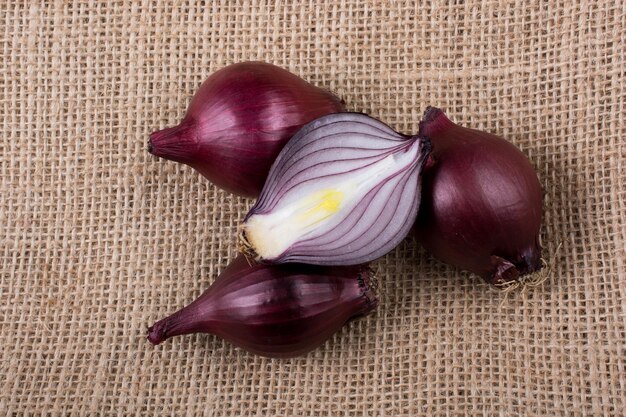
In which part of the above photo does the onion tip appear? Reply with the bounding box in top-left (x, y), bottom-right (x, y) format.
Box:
top-left (238, 228), bottom-right (260, 263)
top-left (357, 267), bottom-right (379, 314)
top-left (147, 322), bottom-right (167, 346)
top-left (148, 123), bottom-right (198, 163)
top-left (419, 106), bottom-right (454, 138)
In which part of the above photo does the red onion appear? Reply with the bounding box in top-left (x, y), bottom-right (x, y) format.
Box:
top-left (148, 62), bottom-right (345, 197)
top-left (147, 255), bottom-right (377, 358)
top-left (240, 113), bottom-right (431, 266)
top-left (413, 107), bottom-right (543, 285)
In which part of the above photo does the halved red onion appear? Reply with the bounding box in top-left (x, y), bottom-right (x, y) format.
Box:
top-left (240, 113), bottom-right (431, 265)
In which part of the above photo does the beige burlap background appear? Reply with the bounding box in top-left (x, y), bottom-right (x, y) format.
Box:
top-left (2, 1), bottom-right (625, 415)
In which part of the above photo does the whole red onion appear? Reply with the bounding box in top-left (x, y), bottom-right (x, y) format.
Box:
top-left (414, 107), bottom-right (543, 285)
top-left (148, 62), bottom-right (345, 197)
top-left (147, 256), bottom-right (377, 358)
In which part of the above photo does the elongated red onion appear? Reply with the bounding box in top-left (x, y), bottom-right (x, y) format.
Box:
top-left (413, 107), bottom-right (543, 285)
top-left (148, 62), bottom-right (345, 197)
top-left (147, 255), bottom-right (377, 358)
top-left (240, 113), bottom-right (431, 266)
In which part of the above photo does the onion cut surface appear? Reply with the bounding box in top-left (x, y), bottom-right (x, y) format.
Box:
top-left (242, 113), bottom-right (431, 265)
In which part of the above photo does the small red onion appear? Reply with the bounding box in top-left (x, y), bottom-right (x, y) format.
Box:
top-left (147, 255), bottom-right (377, 358)
top-left (148, 62), bottom-right (345, 197)
top-left (241, 113), bottom-right (431, 266)
top-left (413, 107), bottom-right (543, 285)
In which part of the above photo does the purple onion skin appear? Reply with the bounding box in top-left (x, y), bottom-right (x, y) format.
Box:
top-left (148, 62), bottom-right (345, 198)
top-left (147, 256), bottom-right (377, 358)
top-left (414, 107), bottom-right (543, 285)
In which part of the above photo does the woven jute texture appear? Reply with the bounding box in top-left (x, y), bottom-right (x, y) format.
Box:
top-left (2, 1), bottom-right (625, 415)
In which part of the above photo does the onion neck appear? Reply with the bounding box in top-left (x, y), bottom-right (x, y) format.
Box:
top-left (148, 120), bottom-right (198, 164)
top-left (147, 296), bottom-right (214, 345)
top-left (418, 107), bottom-right (456, 138)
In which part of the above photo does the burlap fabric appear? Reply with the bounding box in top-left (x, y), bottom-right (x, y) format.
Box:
top-left (2, 1), bottom-right (625, 415)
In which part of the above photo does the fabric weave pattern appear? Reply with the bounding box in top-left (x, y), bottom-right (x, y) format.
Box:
top-left (1, 1), bottom-right (624, 415)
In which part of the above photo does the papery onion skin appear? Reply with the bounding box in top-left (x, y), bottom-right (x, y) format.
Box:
top-left (241, 113), bottom-right (432, 266)
top-left (147, 255), bottom-right (377, 358)
top-left (148, 62), bottom-right (345, 198)
top-left (413, 107), bottom-right (543, 285)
